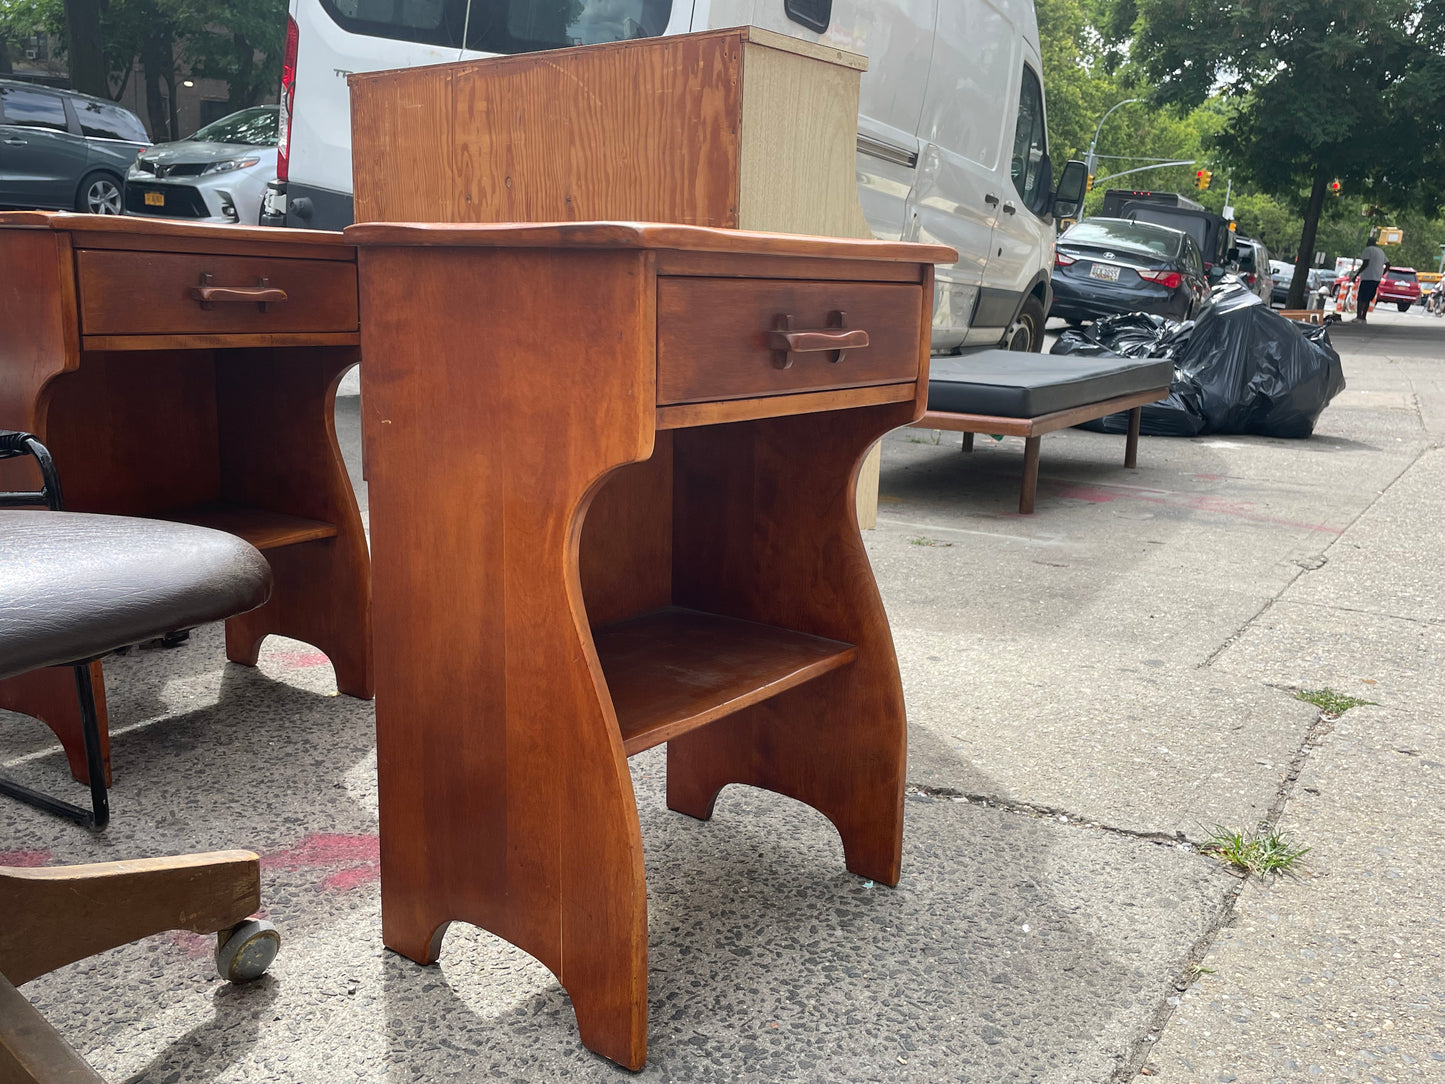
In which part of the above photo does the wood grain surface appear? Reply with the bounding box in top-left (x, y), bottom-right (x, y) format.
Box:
top-left (0, 217), bottom-right (374, 785)
top-left (355, 226), bottom-right (938, 1067)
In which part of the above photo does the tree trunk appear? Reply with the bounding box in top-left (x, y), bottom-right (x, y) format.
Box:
top-left (164, 70), bottom-right (179, 139)
top-left (229, 33), bottom-right (255, 111)
top-left (0, 40), bottom-right (13, 75)
top-left (62, 0), bottom-right (108, 97)
top-left (140, 32), bottom-right (170, 141)
top-left (1289, 168), bottom-right (1330, 310)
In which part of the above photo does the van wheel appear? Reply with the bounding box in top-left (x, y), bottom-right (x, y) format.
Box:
top-left (76, 171), bottom-right (123, 214)
top-left (1006, 296), bottom-right (1046, 352)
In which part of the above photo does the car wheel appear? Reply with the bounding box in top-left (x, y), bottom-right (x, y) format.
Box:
top-left (76, 171), bottom-right (123, 215)
top-left (1397, 302), bottom-right (1411, 313)
top-left (1005, 295), bottom-right (1046, 352)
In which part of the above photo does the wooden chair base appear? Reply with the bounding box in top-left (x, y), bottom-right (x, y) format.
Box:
top-left (0, 851), bottom-right (264, 1082)
top-left (913, 386), bottom-right (1168, 513)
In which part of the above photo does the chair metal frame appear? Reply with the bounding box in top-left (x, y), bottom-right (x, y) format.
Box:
top-left (0, 430), bottom-right (110, 828)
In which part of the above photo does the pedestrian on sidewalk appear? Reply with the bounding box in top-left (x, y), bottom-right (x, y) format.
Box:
top-left (1350, 232), bottom-right (1387, 322)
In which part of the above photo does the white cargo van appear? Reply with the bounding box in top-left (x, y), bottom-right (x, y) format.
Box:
top-left (263, 0), bottom-right (1086, 352)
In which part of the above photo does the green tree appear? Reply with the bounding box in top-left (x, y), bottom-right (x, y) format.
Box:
top-left (179, 0), bottom-right (286, 113)
top-left (0, 0), bottom-right (284, 136)
top-left (1109, 0), bottom-right (1445, 307)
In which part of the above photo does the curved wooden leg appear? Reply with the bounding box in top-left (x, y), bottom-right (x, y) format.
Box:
top-left (215, 349), bottom-right (374, 700)
top-left (0, 662), bottom-right (111, 787)
top-left (222, 541), bottom-right (374, 698)
top-left (666, 409), bottom-right (912, 887)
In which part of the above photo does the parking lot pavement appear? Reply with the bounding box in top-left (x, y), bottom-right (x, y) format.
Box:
top-left (2, 306), bottom-right (1441, 1081)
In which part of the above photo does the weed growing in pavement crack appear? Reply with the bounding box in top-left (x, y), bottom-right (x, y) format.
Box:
top-left (1296, 687), bottom-right (1376, 716)
top-left (1199, 825), bottom-right (1310, 878)
top-left (908, 537), bottom-right (954, 547)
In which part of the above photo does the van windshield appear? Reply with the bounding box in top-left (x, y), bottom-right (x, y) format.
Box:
top-left (322, 0), bottom-right (673, 52)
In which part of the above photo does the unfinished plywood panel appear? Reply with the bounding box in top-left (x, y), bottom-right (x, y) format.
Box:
top-left (350, 27), bottom-right (868, 234)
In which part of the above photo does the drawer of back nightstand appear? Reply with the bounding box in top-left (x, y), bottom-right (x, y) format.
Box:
top-left (76, 249), bottom-right (358, 337)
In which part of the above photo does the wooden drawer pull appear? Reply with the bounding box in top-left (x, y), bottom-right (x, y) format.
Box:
top-left (190, 274), bottom-right (288, 311)
top-left (768, 311), bottom-right (869, 369)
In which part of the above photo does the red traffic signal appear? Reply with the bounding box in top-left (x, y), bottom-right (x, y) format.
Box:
top-left (1329, 179), bottom-right (1342, 195)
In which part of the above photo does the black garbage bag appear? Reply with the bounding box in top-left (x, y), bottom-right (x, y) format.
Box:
top-left (1053, 283), bottom-right (1345, 438)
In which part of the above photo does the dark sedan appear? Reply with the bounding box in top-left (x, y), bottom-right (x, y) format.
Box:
top-left (1049, 217), bottom-right (1210, 325)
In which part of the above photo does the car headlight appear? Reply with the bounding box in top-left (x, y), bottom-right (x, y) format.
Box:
top-left (203, 156), bottom-right (262, 175)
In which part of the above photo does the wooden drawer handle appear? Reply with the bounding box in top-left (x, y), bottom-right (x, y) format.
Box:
top-left (190, 274), bottom-right (288, 311)
top-left (768, 311), bottom-right (869, 369)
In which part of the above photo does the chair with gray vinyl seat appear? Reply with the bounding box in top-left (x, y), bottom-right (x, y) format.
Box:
top-left (0, 431), bottom-right (282, 1081)
top-left (0, 429), bottom-right (273, 825)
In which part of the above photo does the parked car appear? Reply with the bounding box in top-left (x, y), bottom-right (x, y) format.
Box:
top-left (1269, 259), bottom-right (1293, 305)
top-left (1049, 217), bottom-right (1210, 324)
top-left (1376, 267), bottom-right (1421, 312)
top-left (1233, 236), bottom-right (1272, 302)
top-left (1270, 262), bottom-right (1337, 306)
top-left (0, 79), bottom-right (149, 213)
top-left (125, 105), bottom-right (278, 225)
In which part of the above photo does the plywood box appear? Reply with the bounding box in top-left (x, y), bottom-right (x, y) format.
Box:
top-left (348, 26), bottom-right (869, 238)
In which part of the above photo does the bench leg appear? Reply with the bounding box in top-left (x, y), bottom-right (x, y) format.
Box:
top-left (1125, 406), bottom-right (1142, 469)
top-left (1019, 435), bottom-right (1041, 514)
top-left (961, 432), bottom-right (974, 453)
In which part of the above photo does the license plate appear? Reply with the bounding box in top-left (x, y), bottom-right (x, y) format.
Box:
top-left (144, 191), bottom-right (165, 206)
top-left (1089, 263), bottom-right (1120, 282)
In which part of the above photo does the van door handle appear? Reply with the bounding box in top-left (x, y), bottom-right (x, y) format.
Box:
top-left (1002, 202), bottom-right (1018, 215)
top-left (3, 137), bottom-right (26, 146)
top-left (984, 193), bottom-right (1000, 207)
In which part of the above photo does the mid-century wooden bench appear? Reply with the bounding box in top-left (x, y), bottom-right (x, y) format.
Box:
top-left (912, 350), bottom-right (1173, 513)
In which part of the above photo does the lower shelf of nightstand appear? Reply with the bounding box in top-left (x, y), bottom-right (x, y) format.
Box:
top-left (593, 606), bottom-right (857, 756)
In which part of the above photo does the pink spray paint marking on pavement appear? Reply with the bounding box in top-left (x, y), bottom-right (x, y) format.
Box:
top-left (262, 832), bottom-right (381, 891)
top-left (0, 849), bottom-right (51, 867)
top-left (274, 649), bottom-right (331, 669)
top-left (1051, 483), bottom-right (1342, 534)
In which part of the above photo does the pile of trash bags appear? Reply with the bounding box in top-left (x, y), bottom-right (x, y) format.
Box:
top-left (1051, 284), bottom-right (1346, 437)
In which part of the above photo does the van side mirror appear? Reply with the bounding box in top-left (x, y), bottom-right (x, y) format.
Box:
top-left (1052, 160), bottom-right (1088, 221)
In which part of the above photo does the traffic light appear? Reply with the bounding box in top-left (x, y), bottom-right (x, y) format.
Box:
top-left (1329, 179), bottom-right (1342, 196)
top-left (1086, 173), bottom-right (1095, 193)
top-left (1195, 169), bottom-right (1213, 191)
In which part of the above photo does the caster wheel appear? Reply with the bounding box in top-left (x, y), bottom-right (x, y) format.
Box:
top-left (215, 919), bottom-right (280, 983)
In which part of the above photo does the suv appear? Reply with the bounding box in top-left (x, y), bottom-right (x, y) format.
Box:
top-left (1376, 267), bottom-right (1421, 312)
top-left (0, 79), bottom-right (149, 213)
top-left (1233, 237), bottom-right (1272, 302)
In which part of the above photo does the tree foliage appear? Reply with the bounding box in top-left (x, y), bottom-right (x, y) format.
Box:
top-left (0, 0), bottom-right (285, 138)
top-left (1108, 0), bottom-right (1445, 304)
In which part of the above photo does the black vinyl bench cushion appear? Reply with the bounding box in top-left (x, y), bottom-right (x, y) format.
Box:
top-left (928, 349), bottom-right (1174, 418)
top-left (0, 511), bottom-right (272, 681)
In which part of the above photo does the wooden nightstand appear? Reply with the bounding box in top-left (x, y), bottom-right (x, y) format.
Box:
top-left (0, 213), bottom-right (373, 785)
top-left (348, 220), bottom-right (954, 1069)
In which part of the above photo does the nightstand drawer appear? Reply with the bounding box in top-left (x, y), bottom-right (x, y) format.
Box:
top-left (76, 249), bottom-right (358, 337)
top-left (656, 277), bottom-right (922, 405)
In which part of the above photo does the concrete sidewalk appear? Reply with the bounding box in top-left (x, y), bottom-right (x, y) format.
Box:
top-left (2, 306), bottom-right (1441, 1082)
